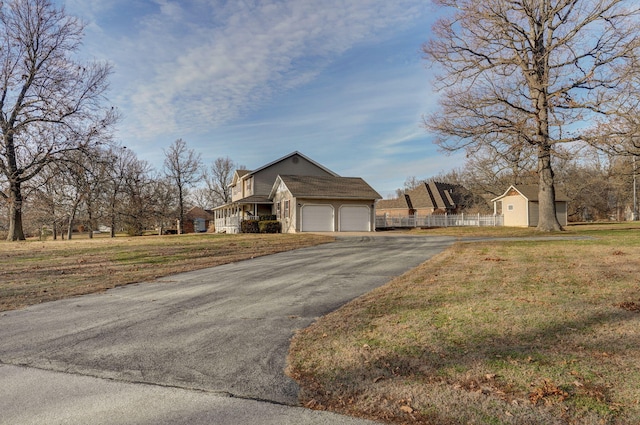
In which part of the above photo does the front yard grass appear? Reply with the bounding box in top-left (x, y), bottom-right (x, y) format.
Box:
top-left (287, 223), bottom-right (640, 424)
top-left (0, 232), bottom-right (333, 312)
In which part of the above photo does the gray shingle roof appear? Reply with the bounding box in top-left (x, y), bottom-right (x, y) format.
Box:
top-left (405, 181), bottom-right (464, 210)
top-left (277, 175), bottom-right (382, 200)
top-left (509, 185), bottom-right (569, 202)
top-left (377, 195), bottom-right (411, 209)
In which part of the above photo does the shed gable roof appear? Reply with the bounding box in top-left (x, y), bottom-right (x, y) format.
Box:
top-left (492, 185), bottom-right (569, 202)
top-left (271, 175), bottom-right (382, 200)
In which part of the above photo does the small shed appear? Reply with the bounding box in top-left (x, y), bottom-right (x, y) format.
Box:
top-left (492, 185), bottom-right (568, 227)
top-left (183, 206), bottom-right (213, 233)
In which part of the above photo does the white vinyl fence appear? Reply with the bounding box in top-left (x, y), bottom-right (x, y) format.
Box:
top-left (376, 213), bottom-right (503, 229)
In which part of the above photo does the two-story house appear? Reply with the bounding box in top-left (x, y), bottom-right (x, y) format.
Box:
top-left (213, 151), bottom-right (381, 233)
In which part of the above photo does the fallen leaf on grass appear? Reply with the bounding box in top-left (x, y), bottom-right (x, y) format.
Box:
top-left (529, 379), bottom-right (569, 405)
top-left (616, 300), bottom-right (640, 312)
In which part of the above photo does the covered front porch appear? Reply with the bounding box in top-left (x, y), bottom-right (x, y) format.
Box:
top-left (212, 201), bottom-right (272, 233)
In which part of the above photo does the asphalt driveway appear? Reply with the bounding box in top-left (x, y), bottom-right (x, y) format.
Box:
top-left (0, 234), bottom-right (455, 424)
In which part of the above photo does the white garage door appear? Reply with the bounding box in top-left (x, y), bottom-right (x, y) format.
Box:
top-left (339, 205), bottom-right (371, 232)
top-left (301, 205), bottom-right (334, 232)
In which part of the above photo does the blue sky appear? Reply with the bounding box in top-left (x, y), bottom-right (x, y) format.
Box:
top-left (63, 0), bottom-right (464, 198)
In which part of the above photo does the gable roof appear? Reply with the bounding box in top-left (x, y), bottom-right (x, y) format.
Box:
top-left (246, 151), bottom-right (338, 178)
top-left (405, 181), bottom-right (463, 210)
top-left (492, 185), bottom-right (569, 202)
top-left (377, 195), bottom-right (412, 210)
top-left (270, 175), bottom-right (382, 200)
top-left (231, 169), bottom-right (250, 186)
top-left (185, 206), bottom-right (213, 219)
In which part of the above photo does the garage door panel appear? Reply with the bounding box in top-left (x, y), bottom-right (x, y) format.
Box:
top-left (301, 205), bottom-right (334, 232)
top-left (339, 205), bottom-right (370, 232)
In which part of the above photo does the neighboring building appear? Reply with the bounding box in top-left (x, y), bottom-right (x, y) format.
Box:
top-left (492, 185), bottom-right (568, 227)
top-left (183, 206), bottom-right (212, 233)
top-left (376, 181), bottom-right (468, 218)
top-left (270, 175), bottom-right (381, 233)
top-left (375, 195), bottom-right (413, 218)
top-left (213, 151), bottom-right (381, 233)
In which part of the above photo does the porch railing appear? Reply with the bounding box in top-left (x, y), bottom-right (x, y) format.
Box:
top-left (375, 213), bottom-right (503, 229)
top-left (214, 215), bottom-right (259, 233)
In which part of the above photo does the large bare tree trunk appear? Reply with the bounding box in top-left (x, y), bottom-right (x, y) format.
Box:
top-left (6, 181), bottom-right (25, 241)
top-left (532, 76), bottom-right (561, 232)
top-left (537, 145), bottom-right (562, 231)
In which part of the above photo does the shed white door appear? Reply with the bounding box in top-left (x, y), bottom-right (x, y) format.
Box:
top-left (339, 205), bottom-right (370, 231)
top-left (301, 205), bottom-right (334, 232)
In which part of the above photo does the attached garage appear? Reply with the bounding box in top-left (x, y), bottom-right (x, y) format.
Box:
top-left (270, 175), bottom-right (382, 233)
top-left (339, 205), bottom-right (371, 231)
top-left (301, 205), bottom-right (334, 232)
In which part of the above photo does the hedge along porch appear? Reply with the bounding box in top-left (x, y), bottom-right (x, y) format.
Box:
top-left (270, 175), bottom-right (382, 233)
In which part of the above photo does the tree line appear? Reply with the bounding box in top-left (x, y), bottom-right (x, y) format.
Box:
top-left (3, 138), bottom-right (237, 240)
top-left (399, 143), bottom-right (639, 222)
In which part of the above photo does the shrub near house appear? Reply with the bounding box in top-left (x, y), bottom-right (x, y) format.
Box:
top-left (241, 216), bottom-right (281, 233)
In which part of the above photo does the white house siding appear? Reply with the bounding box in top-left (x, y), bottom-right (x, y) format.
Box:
top-left (272, 182), bottom-right (297, 233)
top-left (503, 195), bottom-right (530, 227)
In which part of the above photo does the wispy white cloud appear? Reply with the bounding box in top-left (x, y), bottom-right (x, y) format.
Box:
top-left (70, 0), bottom-right (429, 141)
top-left (61, 0), bottom-right (459, 193)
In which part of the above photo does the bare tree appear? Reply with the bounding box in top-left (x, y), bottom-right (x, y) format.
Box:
top-left (423, 0), bottom-right (640, 231)
top-left (26, 164), bottom-right (66, 239)
top-left (120, 157), bottom-right (156, 236)
top-left (203, 156), bottom-right (236, 207)
top-left (0, 0), bottom-right (117, 240)
top-left (56, 149), bottom-right (111, 239)
top-left (163, 139), bottom-right (202, 234)
top-left (103, 146), bottom-right (137, 237)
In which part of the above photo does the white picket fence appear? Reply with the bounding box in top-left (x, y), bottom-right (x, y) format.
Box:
top-left (375, 213), bottom-right (503, 229)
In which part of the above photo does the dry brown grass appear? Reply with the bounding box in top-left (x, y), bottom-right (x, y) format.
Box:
top-left (287, 223), bottom-right (640, 424)
top-left (0, 232), bottom-right (333, 312)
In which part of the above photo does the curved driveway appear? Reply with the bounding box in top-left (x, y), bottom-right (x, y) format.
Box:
top-left (0, 235), bottom-right (455, 424)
